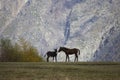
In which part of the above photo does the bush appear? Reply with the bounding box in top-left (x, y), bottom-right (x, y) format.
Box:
top-left (0, 38), bottom-right (44, 62)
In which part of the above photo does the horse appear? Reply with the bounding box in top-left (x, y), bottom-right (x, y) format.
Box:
top-left (44, 49), bottom-right (57, 62)
top-left (58, 47), bottom-right (80, 62)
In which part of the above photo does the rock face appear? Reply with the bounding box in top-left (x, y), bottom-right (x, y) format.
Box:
top-left (94, 23), bottom-right (120, 62)
top-left (0, 0), bottom-right (120, 61)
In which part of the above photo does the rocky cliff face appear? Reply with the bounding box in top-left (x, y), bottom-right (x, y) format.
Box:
top-left (0, 0), bottom-right (120, 61)
top-left (94, 21), bottom-right (120, 62)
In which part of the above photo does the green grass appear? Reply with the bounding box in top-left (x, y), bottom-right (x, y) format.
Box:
top-left (0, 62), bottom-right (120, 80)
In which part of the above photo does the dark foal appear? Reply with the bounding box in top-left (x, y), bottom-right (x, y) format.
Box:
top-left (45, 49), bottom-right (57, 62)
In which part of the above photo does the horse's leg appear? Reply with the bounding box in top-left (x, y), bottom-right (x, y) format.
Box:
top-left (65, 55), bottom-right (67, 62)
top-left (74, 54), bottom-right (78, 62)
top-left (53, 57), bottom-right (54, 60)
top-left (76, 55), bottom-right (78, 62)
top-left (65, 54), bottom-right (69, 62)
top-left (47, 56), bottom-right (49, 62)
top-left (68, 55), bottom-right (70, 62)
top-left (77, 55), bottom-right (78, 62)
top-left (74, 55), bottom-right (76, 62)
top-left (55, 56), bottom-right (57, 62)
top-left (53, 57), bottom-right (54, 62)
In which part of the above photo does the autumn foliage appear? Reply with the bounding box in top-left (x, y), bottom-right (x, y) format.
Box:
top-left (0, 38), bottom-right (44, 62)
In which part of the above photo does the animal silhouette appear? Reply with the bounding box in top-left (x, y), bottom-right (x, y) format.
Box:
top-left (44, 49), bottom-right (57, 62)
top-left (58, 47), bottom-right (80, 62)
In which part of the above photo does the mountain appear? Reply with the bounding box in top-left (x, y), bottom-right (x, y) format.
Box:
top-left (94, 23), bottom-right (120, 62)
top-left (0, 0), bottom-right (120, 61)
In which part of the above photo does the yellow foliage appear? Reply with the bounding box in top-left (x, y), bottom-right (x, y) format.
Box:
top-left (0, 38), bottom-right (44, 62)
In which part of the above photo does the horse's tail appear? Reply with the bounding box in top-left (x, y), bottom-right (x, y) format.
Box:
top-left (78, 49), bottom-right (80, 55)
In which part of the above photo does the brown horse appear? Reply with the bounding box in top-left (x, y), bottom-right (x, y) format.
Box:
top-left (58, 47), bottom-right (80, 62)
top-left (44, 49), bottom-right (57, 62)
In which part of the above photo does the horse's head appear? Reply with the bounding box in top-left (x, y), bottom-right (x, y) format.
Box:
top-left (54, 49), bottom-right (57, 53)
top-left (58, 47), bottom-right (66, 52)
top-left (58, 47), bottom-right (62, 52)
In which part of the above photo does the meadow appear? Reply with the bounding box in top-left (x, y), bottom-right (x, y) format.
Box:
top-left (0, 62), bottom-right (120, 80)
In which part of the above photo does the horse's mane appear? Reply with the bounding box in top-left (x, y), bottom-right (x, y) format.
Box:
top-left (61, 47), bottom-right (69, 50)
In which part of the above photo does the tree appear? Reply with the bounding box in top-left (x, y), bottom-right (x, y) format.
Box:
top-left (0, 38), bottom-right (44, 62)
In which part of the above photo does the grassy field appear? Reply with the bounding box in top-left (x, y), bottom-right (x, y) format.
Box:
top-left (0, 62), bottom-right (120, 80)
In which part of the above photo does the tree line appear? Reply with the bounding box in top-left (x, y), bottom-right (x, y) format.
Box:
top-left (0, 38), bottom-right (44, 62)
